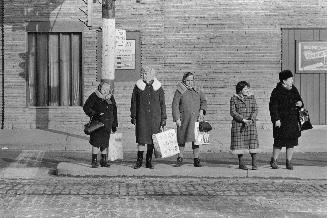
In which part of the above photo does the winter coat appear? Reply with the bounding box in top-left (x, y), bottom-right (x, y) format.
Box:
top-left (269, 83), bottom-right (303, 141)
top-left (83, 91), bottom-right (118, 149)
top-left (172, 82), bottom-right (207, 144)
top-left (130, 78), bottom-right (167, 144)
top-left (230, 94), bottom-right (259, 154)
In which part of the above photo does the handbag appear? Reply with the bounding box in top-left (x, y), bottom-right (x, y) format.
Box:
top-left (194, 122), bottom-right (210, 145)
top-left (84, 117), bottom-right (104, 135)
top-left (299, 108), bottom-right (313, 131)
top-left (199, 121), bottom-right (212, 132)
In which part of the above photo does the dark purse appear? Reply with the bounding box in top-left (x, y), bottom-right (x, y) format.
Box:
top-left (199, 121), bottom-right (212, 132)
top-left (299, 108), bottom-right (313, 131)
top-left (84, 117), bottom-right (104, 135)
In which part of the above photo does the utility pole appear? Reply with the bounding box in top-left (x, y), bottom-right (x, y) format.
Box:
top-left (101, 0), bottom-right (115, 90)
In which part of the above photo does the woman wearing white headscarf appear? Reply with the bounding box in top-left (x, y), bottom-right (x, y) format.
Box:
top-left (130, 66), bottom-right (167, 169)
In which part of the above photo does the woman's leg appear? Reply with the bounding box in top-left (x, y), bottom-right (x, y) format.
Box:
top-left (100, 147), bottom-right (110, 167)
top-left (175, 144), bottom-right (185, 167)
top-left (270, 146), bottom-right (281, 169)
top-left (192, 143), bottom-right (202, 167)
top-left (286, 147), bottom-right (294, 170)
top-left (238, 154), bottom-right (248, 170)
top-left (145, 144), bottom-right (154, 169)
top-left (251, 153), bottom-right (258, 170)
top-left (91, 146), bottom-right (99, 168)
top-left (134, 144), bottom-right (145, 169)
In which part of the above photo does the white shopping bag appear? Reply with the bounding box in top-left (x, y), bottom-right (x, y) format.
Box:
top-left (194, 122), bottom-right (210, 145)
top-left (152, 129), bottom-right (180, 158)
top-left (108, 133), bottom-right (123, 161)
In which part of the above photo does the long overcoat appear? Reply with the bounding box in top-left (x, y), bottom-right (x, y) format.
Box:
top-left (172, 82), bottom-right (207, 144)
top-left (83, 91), bottom-right (118, 149)
top-left (269, 83), bottom-right (303, 142)
top-left (130, 78), bottom-right (167, 144)
top-left (230, 94), bottom-right (259, 154)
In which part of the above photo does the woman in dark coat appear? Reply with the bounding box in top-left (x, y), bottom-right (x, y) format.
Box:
top-left (83, 81), bottom-right (118, 168)
top-left (269, 70), bottom-right (303, 170)
top-left (130, 66), bottom-right (167, 169)
top-left (230, 81), bottom-right (259, 170)
top-left (172, 72), bottom-right (207, 167)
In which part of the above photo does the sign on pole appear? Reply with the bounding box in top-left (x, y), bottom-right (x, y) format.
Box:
top-left (102, 18), bottom-right (115, 80)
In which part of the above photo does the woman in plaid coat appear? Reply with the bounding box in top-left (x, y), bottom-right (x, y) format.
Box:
top-left (230, 81), bottom-right (259, 170)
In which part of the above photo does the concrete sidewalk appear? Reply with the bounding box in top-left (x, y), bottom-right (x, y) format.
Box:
top-left (57, 162), bottom-right (327, 180)
top-left (1, 126), bottom-right (326, 180)
top-left (1, 126), bottom-right (327, 152)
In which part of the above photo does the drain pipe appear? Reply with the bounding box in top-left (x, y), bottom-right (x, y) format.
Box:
top-left (1, 0), bottom-right (4, 129)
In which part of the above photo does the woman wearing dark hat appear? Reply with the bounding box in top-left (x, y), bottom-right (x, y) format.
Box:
top-left (83, 81), bottom-right (118, 168)
top-left (269, 70), bottom-right (303, 170)
top-left (230, 81), bottom-right (259, 170)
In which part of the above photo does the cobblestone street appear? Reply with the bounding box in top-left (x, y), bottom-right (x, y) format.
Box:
top-left (0, 177), bottom-right (326, 217)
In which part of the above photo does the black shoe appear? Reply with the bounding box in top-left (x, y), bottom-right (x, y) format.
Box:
top-left (174, 157), bottom-right (183, 167)
top-left (91, 154), bottom-right (99, 168)
top-left (194, 158), bottom-right (202, 167)
top-left (133, 151), bottom-right (144, 169)
top-left (239, 163), bottom-right (248, 170)
top-left (270, 157), bottom-right (279, 169)
top-left (286, 159), bottom-right (293, 170)
top-left (100, 154), bottom-right (110, 167)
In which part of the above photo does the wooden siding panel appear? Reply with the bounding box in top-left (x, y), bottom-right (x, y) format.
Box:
top-left (36, 34), bottom-right (48, 106)
top-left (49, 34), bottom-right (60, 106)
top-left (28, 33), bottom-right (36, 106)
top-left (71, 34), bottom-right (81, 106)
top-left (59, 34), bottom-right (71, 106)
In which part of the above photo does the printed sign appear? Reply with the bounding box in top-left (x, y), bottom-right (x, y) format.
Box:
top-left (115, 40), bottom-right (135, 69)
top-left (115, 29), bottom-right (126, 49)
top-left (299, 42), bottom-right (327, 71)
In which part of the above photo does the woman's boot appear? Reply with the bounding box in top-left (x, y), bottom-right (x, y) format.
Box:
top-left (91, 154), bottom-right (99, 168)
top-left (270, 157), bottom-right (279, 169)
top-left (194, 158), bottom-right (202, 167)
top-left (174, 157), bottom-right (183, 167)
top-left (286, 159), bottom-right (293, 170)
top-left (100, 154), bottom-right (110, 167)
top-left (133, 151), bottom-right (144, 169)
top-left (251, 153), bottom-right (258, 170)
top-left (145, 144), bottom-right (154, 169)
top-left (238, 154), bottom-right (248, 170)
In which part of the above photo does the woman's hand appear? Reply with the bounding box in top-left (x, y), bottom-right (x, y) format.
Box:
top-left (176, 119), bottom-right (182, 127)
top-left (296, 101), bottom-right (302, 107)
top-left (242, 119), bottom-right (252, 126)
top-left (199, 110), bottom-right (205, 122)
top-left (275, 120), bottom-right (281, 127)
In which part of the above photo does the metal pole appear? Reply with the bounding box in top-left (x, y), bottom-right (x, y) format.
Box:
top-left (1, 0), bottom-right (4, 129)
top-left (101, 0), bottom-right (115, 90)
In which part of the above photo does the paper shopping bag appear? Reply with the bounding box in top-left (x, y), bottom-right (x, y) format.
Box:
top-left (152, 129), bottom-right (180, 158)
top-left (108, 133), bottom-right (123, 161)
top-left (194, 122), bottom-right (210, 145)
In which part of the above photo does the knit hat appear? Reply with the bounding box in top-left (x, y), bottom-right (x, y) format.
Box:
top-left (279, 70), bottom-right (293, 82)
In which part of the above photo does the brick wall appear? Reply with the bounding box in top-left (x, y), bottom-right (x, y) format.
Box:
top-left (2, 0), bottom-right (327, 133)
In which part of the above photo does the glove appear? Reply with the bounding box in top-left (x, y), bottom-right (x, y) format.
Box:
top-left (112, 126), bottom-right (117, 133)
top-left (160, 119), bottom-right (166, 128)
top-left (131, 118), bottom-right (136, 125)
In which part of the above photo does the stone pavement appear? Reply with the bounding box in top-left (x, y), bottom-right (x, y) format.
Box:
top-left (0, 177), bottom-right (326, 217)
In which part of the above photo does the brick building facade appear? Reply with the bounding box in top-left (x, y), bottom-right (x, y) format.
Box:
top-left (1, 0), bottom-right (327, 135)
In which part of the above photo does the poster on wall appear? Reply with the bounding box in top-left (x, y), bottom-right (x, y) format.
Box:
top-left (298, 41), bottom-right (327, 72)
top-left (115, 40), bottom-right (135, 69)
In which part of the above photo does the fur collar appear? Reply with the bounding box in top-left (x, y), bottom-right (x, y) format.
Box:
top-left (136, 78), bottom-right (161, 91)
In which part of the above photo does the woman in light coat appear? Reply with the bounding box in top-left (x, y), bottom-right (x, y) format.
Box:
top-left (230, 81), bottom-right (259, 170)
top-left (172, 72), bottom-right (207, 167)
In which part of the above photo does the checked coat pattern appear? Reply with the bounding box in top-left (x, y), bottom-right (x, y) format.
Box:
top-left (230, 94), bottom-right (259, 154)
